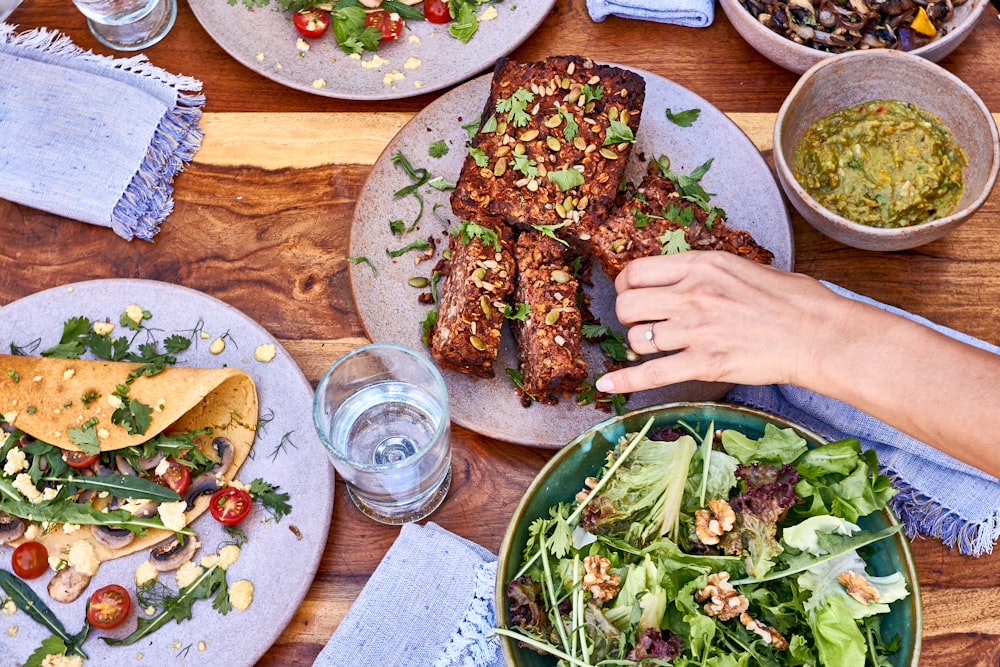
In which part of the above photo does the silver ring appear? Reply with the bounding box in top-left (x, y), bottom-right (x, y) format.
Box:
top-left (644, 322), bottom-right (662, 352)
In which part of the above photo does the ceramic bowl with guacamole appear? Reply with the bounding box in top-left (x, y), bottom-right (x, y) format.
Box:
top-left (773, 49), bottom-right (999, 251)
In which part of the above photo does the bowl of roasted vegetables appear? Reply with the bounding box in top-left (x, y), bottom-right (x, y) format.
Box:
top-left (495, 402), bottom-right (920, 667)
top-left (718, 0), bottom-right (988, 74)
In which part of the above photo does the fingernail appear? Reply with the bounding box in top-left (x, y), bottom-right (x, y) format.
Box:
top-left (596, 376), bottom-right (613, 393)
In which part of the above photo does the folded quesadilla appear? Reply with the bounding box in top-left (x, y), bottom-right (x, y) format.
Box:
top-left (0, 353), bottom-right (258, 564)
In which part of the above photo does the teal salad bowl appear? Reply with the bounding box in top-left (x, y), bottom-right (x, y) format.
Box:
top-left (496, 402), bottom-right (921, 667)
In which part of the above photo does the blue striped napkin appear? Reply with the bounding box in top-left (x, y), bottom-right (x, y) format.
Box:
top-left (728, 281), bottom-right (1000, 556)
top-left (0, 23), bottom-right (203, 241)
top-left (313, 522), bottom-right (503, 667)
top-left (586, 0), bottom-right (715, 28)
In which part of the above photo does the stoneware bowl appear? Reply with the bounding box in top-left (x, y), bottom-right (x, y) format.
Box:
top-left (495, 402), bottom-right (922, 667)
top-left (719, 0), bottom-right (989, 74)
top-left (773, 49), bottom-right (999, 251)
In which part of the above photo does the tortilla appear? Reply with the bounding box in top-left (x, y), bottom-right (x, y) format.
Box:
top-left (0, 354), bottom-right (258, 563)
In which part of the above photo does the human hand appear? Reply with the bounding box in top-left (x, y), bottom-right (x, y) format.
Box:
top-left (595, 251), bottom-right (854, 395)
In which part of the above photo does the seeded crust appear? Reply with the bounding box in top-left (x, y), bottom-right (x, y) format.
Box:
top-left (450, 55), bottom-right (645, 248)
top-left (589, 165), bottom-right (775, 280)
top-left (429, 217), bottom-right (516, 378)
top-left (512, 230), bottom-right (588, 405)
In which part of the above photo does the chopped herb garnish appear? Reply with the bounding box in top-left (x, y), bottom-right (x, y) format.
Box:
top-left (660, 228), bottom-right (691, 254)
top-left (428, 140), bottom-right (449, 158)
top-left (511, 153), bottom-right (539, 178)
top-left (495, 87), bottom-right (534, 128)
top-left (452, 220), bottom-right (500, 251)
top-left (469, 146), bottom-right (489, 167)
top-left (387, 239), bottom-right (432, 258)
top-left (346, 256), bottom-right (377, 277)
top-left (603, 118), bottom-right (635, 146)
top-left (503, 303), bottom-right (530, 321)
top-left (6, 369), bottom-right (18, 382)
top-left (665, 107), bottom-right (701, 127)
top-left (547, 168), bottom-right (585, 192)
top-left (582, 83), bottom-right (604, 104)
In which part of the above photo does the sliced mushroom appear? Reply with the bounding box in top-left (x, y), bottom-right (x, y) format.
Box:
top-left (210, 437), bottom-right (235, 474)
top-left (115, 455), bottom-right (137, 476)
top-left (150, 536), bottom-right (200, 572)
top-left (137, 451), bottom-right (165, 471)
top-left (0, 514), bottom-right (25, 544)
top-left (184, 472), bottom-right (220, 510)
top-left (48, 567), bottom-right (92, 603)
top-left (91, 525), bottom-right (136, 550)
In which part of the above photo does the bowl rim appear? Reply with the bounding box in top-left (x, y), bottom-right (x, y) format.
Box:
top-left (718, 0), bottom-right (989, 64)
top-left (495, 400), bottom-right (923, 666)
top-left (772, 50), bottom-right (1000, 238)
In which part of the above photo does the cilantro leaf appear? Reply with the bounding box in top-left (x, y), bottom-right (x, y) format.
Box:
top-left (41, 316), bottom-right (91, 359)
top-left (548, 168), bottom-right (585, 191)
top-left (582, 84), bottom-right (604, 104)
top-left (249, 478), bottom-right (292, 521)
top-left (112, 395), bottom-right (154, 436)
top-left (530, 222), bottom-right (570, 247)
top-left (511, 153), bottom-right (539, 178)
top-left (496, 88), bottom-right (535, 128)
top-left (660, 228), bottom-right (691, 254)
top-left (665, 107), bottom-right (701, 127)
top-left (503, 303), bottom-right (530, 321)
top-left (428, 140), bottom-right (449, 158)
top-left (558, 108), bottom-right (579, 142)
top-left (452, 220), bottom-right (500, 251)
top-left (469, 147), bottom-right (489, 167)
top-left (603, 118), bottom-right (635, 146)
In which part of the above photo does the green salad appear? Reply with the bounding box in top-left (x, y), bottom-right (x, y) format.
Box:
top-left (498, 417), bottom-right (910, 667)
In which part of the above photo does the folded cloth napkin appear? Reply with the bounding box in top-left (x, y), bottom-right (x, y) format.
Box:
top-left (0, 23), bottom-right (203, 241)
top-left (586, 0), bottom-right (714, 28)
top-left (313, 522), bottom-right (504, 667)
top-left (727, 281), bottom-right (1000, 556)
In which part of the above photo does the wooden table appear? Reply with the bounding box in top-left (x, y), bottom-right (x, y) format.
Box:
top-left (3, 1), bottom-right (1000, 665)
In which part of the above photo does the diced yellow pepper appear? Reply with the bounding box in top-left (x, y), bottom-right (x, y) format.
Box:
top-left (911, 7), bottom-right (937, 37)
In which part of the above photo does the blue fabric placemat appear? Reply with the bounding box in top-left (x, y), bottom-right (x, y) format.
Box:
top-left (0, 23), bottom-right (203, 241)
top-left (586, 0), bottom-right (714, 27)
top-left (728, 281), bottom-right (1000, 556)
top-left (313, 522), bottom-right (504, 667)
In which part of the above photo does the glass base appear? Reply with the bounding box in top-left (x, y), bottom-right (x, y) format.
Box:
top-left (87, 0), bottom-right (176, 51)
top-left (347, 468), bottom-right (452, 525)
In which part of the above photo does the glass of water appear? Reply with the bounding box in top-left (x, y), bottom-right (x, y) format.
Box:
top-left (72, 0), bottom-right (177, 51)
top-left (313, 343), bottom-right (452, 525)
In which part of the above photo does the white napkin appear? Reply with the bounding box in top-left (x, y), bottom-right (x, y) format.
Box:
top-left (586, 0), bottom-right (715, 28)
top-left (313, 522), bottom-right (504, 667)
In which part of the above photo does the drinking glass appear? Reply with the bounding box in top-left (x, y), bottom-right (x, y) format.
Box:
top-left (72, 0), bottom-right (176, 51)
top-left (313, 343), bottom-right (452, 525)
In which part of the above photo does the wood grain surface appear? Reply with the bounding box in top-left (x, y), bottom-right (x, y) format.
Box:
top-left (3, 0), bottom-right (1000, 665)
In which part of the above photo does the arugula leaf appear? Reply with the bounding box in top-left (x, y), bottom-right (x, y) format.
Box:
top-left (249, 478), bottom-right (292, 521)
top-left (665, 107), bottom-right (701, 127)
top-left (427, 176), bottom-right (456, 191)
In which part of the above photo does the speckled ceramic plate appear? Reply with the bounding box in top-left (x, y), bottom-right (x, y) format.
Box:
top-left (0, 280), bottom-right (334, 666)
top-left (349, 66), bottom-right (794, 448)
top-left (188, 0), bottom-right (556, 100)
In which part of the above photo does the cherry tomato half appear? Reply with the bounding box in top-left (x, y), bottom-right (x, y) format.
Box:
top-left (86, 584), bottom-right (131, 630)
top-left (154, 458), bottom-right (191, 495)
top-left (11, 541), bottom-right (48, 579)
top-left (423, 0), bottom-right (451, 23)
top-left (209, 487), bottom-right (253, 526)
top-left (293, 9), bottom-right (331, 39)
top-left (364, 9), bottom-right (405, 41)
top-left (62, 450), bottom-right (99, 469)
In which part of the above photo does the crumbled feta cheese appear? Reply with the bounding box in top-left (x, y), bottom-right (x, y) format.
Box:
top-left (209, 337), bottom-right (226, 355)
top-left (106, 394), bottom-right (123, 409)
top-left (92, 321), bottom-right (115, 336)
top-left (154, 458), bottom-right (171, 477)
top-left (13, 473), bottom-right (42, 503)
top-left (198, 641), bottom-right (207, 651)
top-left (176, 562), bottom-right (204, 589)
top-left (62, 368), bottom-right (75, 381)
top-left (480, 5), bottom-right (499, 20)
top-left (157, 501), bottom-right (188, 532)
top-left (362, 54), bottom-right (389, 69)
top-left (200, 331), bottom-right (211, 340)
top-left (124, 304), bottom-right (145, 325)
top-left (23, 524), bottom-right (40, 541)
top-left (97, 428), bottom-right (110, 439)
top-left (296, 37), bottom-right (309, 52)
top-left (68, 540), bottom-right (100, 576)
top-left (3, 448), bottom-right (28, 476)
top-left (41, 655), bottom-right (83, 667)
top-left (1, 600), bottom-right (15, 615)
top-left (403, 57), bottom-right (421, 70)
top-left (383, 70), bottom-right (404, 86)
top-left (407, 34), bottom-right (421, 44)
top-left (62, 523), bottom-right (81, 534)
top-left (229, 579), bottom-right (254, 611)
top-left (7, 625), bottom-right (18, 637)
top-left (254, 343), bottom-right (277, 363)
top-left (135, 560), bottom-right (158, 587)
top-left (312, 79), bottom-right (327, 89)
top-left (255, 51), bottom-right (264, 62)
top-left (201, 544), bottom-right (241, 571)
top-left (41, 486), bottom-right (59, 502)
top-left (47, 556), bottom-right (65, 571)
top-left (32, 375), bottom-right (42, 382)
top-left (2, 411), bottom-right (17, 425)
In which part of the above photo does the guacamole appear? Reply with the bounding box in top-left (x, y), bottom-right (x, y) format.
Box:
top-left (794, 99), bottom-right (966, 228)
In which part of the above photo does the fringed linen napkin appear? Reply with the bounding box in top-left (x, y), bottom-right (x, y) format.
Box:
top-left (728, 281), bottom-right (1000, 556)
top-left (585, 0), bottom-right (714, 28)
top-left (313, 522), bottom-right (504, 667)
top-left (0, 23), bottom-right (203, 241)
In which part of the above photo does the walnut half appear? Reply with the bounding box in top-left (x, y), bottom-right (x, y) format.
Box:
top-left (740, 612), bottom-right (790, 650)
top-left (582, 554), bottom-right (620, 601)
top-left (838, 570), bottom-right (881, 605)
top-left (695, 571), bottom-right (748, 621)
top-left (695, 498), bottom-right (736, 546)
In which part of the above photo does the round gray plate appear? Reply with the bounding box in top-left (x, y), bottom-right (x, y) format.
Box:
top-left (0, 280), bottom-right (334, 666)
top-left (350, 67), bottom-right (794, 448)
top-left (188, 0), bottom-right (556, 100)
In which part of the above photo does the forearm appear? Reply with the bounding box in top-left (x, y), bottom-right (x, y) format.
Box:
top-left (798, 297), bottom-right (1000, 478)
